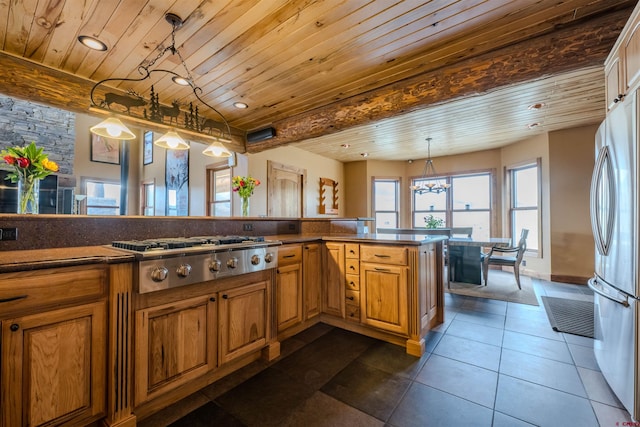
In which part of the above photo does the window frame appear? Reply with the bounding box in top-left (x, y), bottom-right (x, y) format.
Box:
top-left (372, 177), bottom-right (400, 229)
top-left (206, 162), bottom-right (232, 217)
top-left (507, 158), bottom-right (542, 256)
top-left (81, 176), bottom-right (121, 216)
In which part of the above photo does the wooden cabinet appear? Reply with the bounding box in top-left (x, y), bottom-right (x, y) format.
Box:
top-left (360, 257), bottom-right (409, 335)
top-left (303, 243), bottom-right (322, 320)
top-left (134, 294), bottom-right (217, 405)
top-left (323, 242), bottom-right (345, 318)
top-left (219, 281), bottom-right (270, 365)
top-left (0, 265), bottom-right (107, 427)
top-left (606, 5), bottom-right (640, 110)
top-left (276, 244), bottom-right (303, 332)
top-left (421, 245), bottom-right (440, 328)
top-left (344, 243), bottom-right (360, 322)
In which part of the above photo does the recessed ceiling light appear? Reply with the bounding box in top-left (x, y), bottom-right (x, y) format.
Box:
top-left (172, 76), bottom-right (190, 86)
top-left (234, 102), bottom-right (248, 109)
top-left (527, 102), bottom-right (546, 110)
top-left (341, 143), bottom-right (350, 148)
top-left (77, 35), bottom-right (108, 51)
top-left (527, 122), bottom-right (541, 129)
top-left (361, 152), bottom-right (369, 157)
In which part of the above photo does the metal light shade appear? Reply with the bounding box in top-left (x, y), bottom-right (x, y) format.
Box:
top-left (154, 131), bottom-right (189, 150)
top-left (202, 141), bottom-right (232, 157)
top-left (90, 117), bottom-right (136, 140)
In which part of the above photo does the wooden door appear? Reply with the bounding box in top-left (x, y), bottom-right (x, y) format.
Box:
top-left (268, 160), bottom-right (305, 217)
top-left (303, 243), bottom-right (322, 320)
top-left (276, 262), bottom-right (303, 331)
top-left (360, 263), bottom-right (409, 335)
top-left (218, 281), bottom-right (269, 364)
top-left (134, 295), bottom-right (217, 405)
top-left (322, 243), bottom-right (345, 318)
top-left (2, 302), bottom-right (106, 427)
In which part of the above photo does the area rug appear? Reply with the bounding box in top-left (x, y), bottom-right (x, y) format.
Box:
top-left (541, 296), bottom-right (594, 338)
top-left (445, 270), bottom-right (539, 306)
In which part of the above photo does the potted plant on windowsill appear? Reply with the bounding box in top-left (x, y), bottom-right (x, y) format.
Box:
top-left (424, 214), bottom-right (444, 229)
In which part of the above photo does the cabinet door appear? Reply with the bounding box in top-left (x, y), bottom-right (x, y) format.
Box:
top-left (625, 21), bottom-right (640, 92)
top-left (323, 243), bottom-right (345, 318)
top-left (303, 243), bottom-right (322, 320)
top-left (134, 295), bottom-right (217, 405)
top-left (276, 262), bottom-right (303, 331)
top-left (2, 301), bottom-right (106, 427)
top-left (605, 54), bottom-right (623, 111)
top-left (360, 263), bottom-right (408, 335)
top-left (422, 245), bottom-right (439, 326)
top-left (219, 281), bottom-right (269, 364)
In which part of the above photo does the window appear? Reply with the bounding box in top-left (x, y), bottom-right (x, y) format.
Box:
top-left (373, 178), bottom-right (399, 228)
top-left (207, 166), bottom-right (231, 216)
top-left (412, 172), bottom-right (492, 239)
top-left (509, 161), bottom-right (540, 252)
top-left (141, 180), bottom-right (155, 216)
top-left (83, 178), bottom-right (121, 215)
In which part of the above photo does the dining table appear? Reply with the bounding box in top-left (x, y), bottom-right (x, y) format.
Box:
top-left (448, 237), bottom-right (512, 285)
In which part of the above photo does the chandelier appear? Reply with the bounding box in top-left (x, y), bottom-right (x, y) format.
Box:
top-left (410, 138), bottom-right (450, 194)
top-left (86, 13), bottom-right (232, 157)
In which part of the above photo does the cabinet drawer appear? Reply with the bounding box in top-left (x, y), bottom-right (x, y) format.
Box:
top-left (345, 289), bottom-right (360, 306)
top-left (278, 245), bottom-right (302, 264)
top-left (360, 245), bottom-right (408, 265)
top-left (345, 258), bottom-right (359, 275)
top-left (346, 303), bottom-right (360, 322)
top-left (0, 265), bottom-right (107, 316)
top-left (345, 244), bottom-right (359, 259)
top-left (345, 274), bottom-right (360, 291)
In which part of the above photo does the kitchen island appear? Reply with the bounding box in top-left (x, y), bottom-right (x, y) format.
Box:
top-left (0, 231), bottom-right (446, 426)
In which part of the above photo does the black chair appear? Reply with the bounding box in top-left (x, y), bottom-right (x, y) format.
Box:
top-left (481, 229), bottom-right (529, 289)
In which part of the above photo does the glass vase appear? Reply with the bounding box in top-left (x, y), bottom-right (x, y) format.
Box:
top-left (241, 196), bottom-right (249, 217)
top-left (18, 176), bottom-right (39, 214)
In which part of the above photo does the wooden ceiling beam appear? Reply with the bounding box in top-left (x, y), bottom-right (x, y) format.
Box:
top-left (247, 7), bottom-right (632, 153)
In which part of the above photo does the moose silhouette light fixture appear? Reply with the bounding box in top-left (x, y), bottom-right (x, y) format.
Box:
top-left (86, 12), bottom-right (233, 155)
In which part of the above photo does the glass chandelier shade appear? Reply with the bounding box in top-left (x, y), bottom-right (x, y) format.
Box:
top-left (410, 138), bottom-right (451, 194)
top-left (90, 117), bottom-right (136, 140)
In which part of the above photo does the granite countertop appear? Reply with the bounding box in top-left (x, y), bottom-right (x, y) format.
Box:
top-left (1, 233), bottom-right (447, 273)
top-left (0, 246), bottom-right (135, 273)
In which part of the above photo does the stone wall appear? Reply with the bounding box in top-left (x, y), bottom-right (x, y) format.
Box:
top-left (0, 95), bottom-right (75, 177)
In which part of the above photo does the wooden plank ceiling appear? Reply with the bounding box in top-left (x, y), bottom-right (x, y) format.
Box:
top-left (0, 0), bottom-right (635, 161)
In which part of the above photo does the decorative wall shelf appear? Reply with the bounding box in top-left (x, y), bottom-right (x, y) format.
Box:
top-left (319, 177), bottom-right (339, 215)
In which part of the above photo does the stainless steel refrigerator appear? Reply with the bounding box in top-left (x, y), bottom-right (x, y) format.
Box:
top-left (589, 90), bottom-right (640, 420)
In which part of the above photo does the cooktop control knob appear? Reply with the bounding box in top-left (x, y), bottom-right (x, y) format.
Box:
top-left (227, 257), bottom-right (238, 269)
top-left (265, 253), bottom-right (274, 263)
top-left (209, 259), bottom-right (222, 272)
top-left (251, 254), bottom-right (261, 265)
top-left (151, 266), bottom-right (169, 282)
top-left (177, 264), bottom-right (192, 278)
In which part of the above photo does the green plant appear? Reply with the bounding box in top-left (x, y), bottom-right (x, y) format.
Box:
top-left (424, 214), bottom-right (444, 229)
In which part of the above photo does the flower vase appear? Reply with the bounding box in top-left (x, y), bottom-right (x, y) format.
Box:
top-left (18, 176), bottom-right (39, 214)
top-left (241, 196), bottom-right (249, 217)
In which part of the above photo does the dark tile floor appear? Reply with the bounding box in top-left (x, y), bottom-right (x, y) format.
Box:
top-left (138, 271), bottom-right (634, 427)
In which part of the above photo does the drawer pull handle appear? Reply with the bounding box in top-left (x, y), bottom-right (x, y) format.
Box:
top-left (209, 297), bottom-right (216, 302)
top-left (222, 294), bottom-right (228, 299)
top-left (347, 296), bottom-right (355, 300)
top-left (349, 266), bottom-right (356, 270)
top-left (0, 295), bottom-right (28, 303)
top-left (350, 281), bottom-right (355, 286)
top-left (374, 254), bottom-right (390, 258)
top-left (10, 323), bottom-right (19, 332)
top-left (283, 254), bottom-right (296, 258)
top-left (375, 267), bottom-right (391, 272)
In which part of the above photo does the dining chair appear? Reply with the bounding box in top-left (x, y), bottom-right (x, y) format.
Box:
top-left (481, 229), bottom-right (529, 289)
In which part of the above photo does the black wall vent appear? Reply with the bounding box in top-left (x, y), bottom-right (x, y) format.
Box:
top-left (247, 127), bottom-right (276, 143)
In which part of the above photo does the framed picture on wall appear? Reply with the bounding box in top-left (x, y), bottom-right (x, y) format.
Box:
top-left (143, 131), bottom-right (153, 165)
top-left (165, 149), bottom-right (189, 216)
top-left (90, 134), bottom-right (120, 164)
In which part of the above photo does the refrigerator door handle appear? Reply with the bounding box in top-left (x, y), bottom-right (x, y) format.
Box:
top-left (588, 274), bottom-right (634, 307)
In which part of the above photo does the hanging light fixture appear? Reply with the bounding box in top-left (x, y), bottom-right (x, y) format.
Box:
top-left (202, 141), bottom-right (232, 157)
top-left (410, 138), bottom-right (451, 194)
top-left (87, 12), bottom-right (234, 156)
top-left (154, 130), bottom-right (189, 150)
top-left (90, 117), bottom-right (136, 140)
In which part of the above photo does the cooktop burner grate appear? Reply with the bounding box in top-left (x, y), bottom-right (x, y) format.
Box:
top-left (112, 236), bottom-right (266, 252)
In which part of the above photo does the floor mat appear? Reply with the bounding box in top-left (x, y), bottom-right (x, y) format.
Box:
top-left (541, 296), bottom-right (594, 338)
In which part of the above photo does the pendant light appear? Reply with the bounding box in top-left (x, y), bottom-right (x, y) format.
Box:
top-left (410, 138), bottom-right (451, 194)
top-left (90, 117), bottom-right (136, 140)
top-left (154, 130), bottom-right (189, 150)
top-left (202, 141), bottom-right (232, 157)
